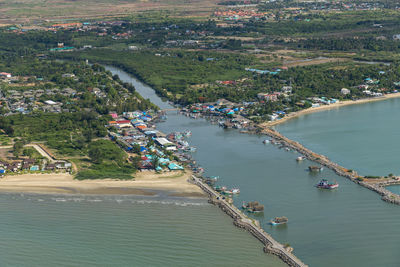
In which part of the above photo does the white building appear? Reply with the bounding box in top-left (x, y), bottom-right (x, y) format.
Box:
top-left (0, 72), bottom-right (11, 78)
top-left (44, 100), bottom-right (57, 105)
top-left (155, 138), bottom-right (177, 151)
top-left (341, 88), bottom-right (350, 95)
top-left (281, 86), bottom-right (293, 94)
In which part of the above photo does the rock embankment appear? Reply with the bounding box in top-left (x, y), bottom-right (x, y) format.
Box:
top-left (262, 127), bottom-right (400, 205)
top-left (190, 175), bottom-right (308, 267)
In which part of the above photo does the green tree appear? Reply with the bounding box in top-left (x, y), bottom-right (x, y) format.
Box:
top-left (13, 141), bottom-right (23, 158)
top-left (151, 155), bottom-right (160, 170)
top-left (22, 148), bottom-right (34, 158)
top-left (88, 146), bottom-right (104, 164)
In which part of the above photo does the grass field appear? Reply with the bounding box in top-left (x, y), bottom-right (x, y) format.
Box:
top-left (0, 0), bottom-right (218, 24)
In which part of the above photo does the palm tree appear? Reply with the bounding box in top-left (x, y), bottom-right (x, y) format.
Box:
top-left (151, 155), bottom-right (160, 171)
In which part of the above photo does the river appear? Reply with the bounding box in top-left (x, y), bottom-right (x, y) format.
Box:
top-left (0, 65), bottom-right (286, 267)
top-left (106, 66), bottom-right (400, 267)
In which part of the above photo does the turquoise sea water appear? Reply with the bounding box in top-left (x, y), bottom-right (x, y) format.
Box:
top-left (105, 66), bottom-right (400, 267)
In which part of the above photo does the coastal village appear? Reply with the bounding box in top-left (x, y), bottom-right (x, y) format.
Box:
top-left (106, 111), bottom-right (191, 173)
top-left (3, 2), bottom-right (400, 266)
top-left (179, 71), bottom-right (400, 129)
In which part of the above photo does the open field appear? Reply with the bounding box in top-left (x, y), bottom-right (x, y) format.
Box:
top-left (282, 57), bottom-right (350, 68)
top-left (0, 0), bottom-right (219, 24)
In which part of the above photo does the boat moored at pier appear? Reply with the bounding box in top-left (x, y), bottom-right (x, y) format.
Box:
top-left (222, 188), bottom-right (240, 195)
top-left (315, 179), bottom-right (339, 189)
top-left (270, 216), bottom-right (288, 226)
top-left (296, 156), bottom-right (305, 161)
top-left (308, 165), bottom-right (323, 172)
top-left (242, 201), bottom-right (264, 213)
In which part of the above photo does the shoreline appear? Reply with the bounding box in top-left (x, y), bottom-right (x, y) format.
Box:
top-left (260, 92), bottom-right (400, 128)
top-left (0, 172), bottom-right (206, 198)
top-left (261, 127), bottom-right (400, 205)
top-left (101, 63), bottom-right (400, 267)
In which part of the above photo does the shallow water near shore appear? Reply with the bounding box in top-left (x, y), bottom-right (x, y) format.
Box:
top-left (276, 97), bottom-right (400, 176)
top-left (0, 193), bottom-right (286, 266)
top-left (105, 66), bottom-right (400, 267)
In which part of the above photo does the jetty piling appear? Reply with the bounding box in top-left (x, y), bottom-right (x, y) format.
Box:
top-left (190, 175), bottom-right (308, 267)
top-left (262, 127), bottom-right (400, 205)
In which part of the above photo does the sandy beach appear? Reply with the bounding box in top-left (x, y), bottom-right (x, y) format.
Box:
top-left (0, 171), bottom-right (205, 197)
top-left (260, 92), bottom-right (400, 128)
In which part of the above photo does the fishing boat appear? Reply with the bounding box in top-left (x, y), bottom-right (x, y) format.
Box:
top-left (231, 188), bottom-right (240, 194)
top-left (203, 176), bottom-right (219, 186)
top-left (262, 139), bottom-right (270, 144)
top-left (242, 201), bottom-right (264, 213)
top-left (308, 165), bottom-right (323, 172)
top-left (296, 156), bottom-right (305, 161)
top-left (183, 130), bottom-right (192, 137)
top-left (222, 188), bottom-right (240, 195)
top-left (187, 146), bottom-right (197, 152)
top-left (270, 216), bottom-right (288, 226)
top-left (315, 179), bottom-right (339, 189)
top-left (214, 186), bottom-right (227, 192)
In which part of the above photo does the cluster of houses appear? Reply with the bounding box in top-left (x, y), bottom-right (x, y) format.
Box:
top-left (213, 9), bottom-right (272, 21)
top-left (309, 97), bottom-right (339, 106)
top-left (2, 87), bottom-right (76, 115)
top-left (0, 158), bottom-right (72, 175)
top-left (279, 1), bottom-right (385, 12)
top-left (9, 20), bottom-right (127, 35)
top-left (183, 99), bottom-right (253, 129)
top-left (356, 77), bottom-right (400, 97)
top-left (257, 86), bottom-right (293, 102)
top-left (107, 111), bottom-right (185, 172)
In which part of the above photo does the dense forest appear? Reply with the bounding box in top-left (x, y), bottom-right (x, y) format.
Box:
top-left (61, 49), bottom-right (254, 99)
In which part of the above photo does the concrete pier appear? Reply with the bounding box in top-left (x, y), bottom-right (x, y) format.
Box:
top-left (190, 175), bottom-right (308, 267)
top-left (262, 128), bottom-right (400, 205)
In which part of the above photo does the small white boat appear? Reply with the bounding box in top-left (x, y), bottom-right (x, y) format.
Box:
top-left (231, 188), bottom-right (240, 194)
top-left (296, 156), bottom-right (305, 161)
top-left (222, 188), bottom-right (240, 195)
top-left (263, 139), bottom-right (270, 144)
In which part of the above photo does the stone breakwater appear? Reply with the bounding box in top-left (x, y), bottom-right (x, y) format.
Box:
top-left (261, 127), bottom-right (400, 205)
top-left (361, 181), bottom-right (400, 205)
top-left (190, 175), bottom-right (308, 267)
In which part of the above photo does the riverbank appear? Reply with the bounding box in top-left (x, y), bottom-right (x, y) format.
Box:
top-left (0, 171), bottom-right (205, 197)
top-left (103, 64), bottom-right (400, 267)
top-left (260, 92), bottom-right (400, 128)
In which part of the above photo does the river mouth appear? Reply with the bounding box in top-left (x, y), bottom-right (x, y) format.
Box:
top-left (104, 64), bottom-right (400, 267)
